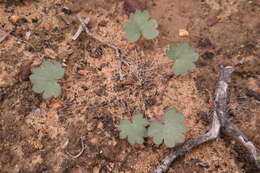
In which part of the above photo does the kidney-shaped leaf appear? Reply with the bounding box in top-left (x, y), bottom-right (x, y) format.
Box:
top-left (124, 10), bottom-right (159, 42)
top-left (166, 42), bottom-right (198, 75)
top-left (148, 108), bottom-right (187, 147)
top-left (29, 60), bottom-right (64, 99)
top-left (119, 114), bottom-right (149, 144)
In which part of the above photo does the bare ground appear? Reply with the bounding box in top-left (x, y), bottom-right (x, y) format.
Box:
top-left (0, 0), bottom-right (259, 173)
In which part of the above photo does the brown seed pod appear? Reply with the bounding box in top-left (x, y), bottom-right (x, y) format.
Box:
top-left (19, 65), bottom-right (32, 81)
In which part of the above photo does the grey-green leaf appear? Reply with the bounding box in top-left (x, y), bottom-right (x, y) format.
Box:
top-left (142, 19), bottom-right (159, 39)
top-left (119, 114), bottom-right (149, 145)
top-left (123, 10), bottom-right (159, 42)
top-left (29, 60), bottom-right (64, 99)
top-left (124, 22), bottom-right (140, 42)
top-left (166, 42), bottom-right (199, 75)
top-left (148, 108), bottom-right (187, 147)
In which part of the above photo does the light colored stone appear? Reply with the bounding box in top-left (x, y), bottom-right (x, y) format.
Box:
top-left (179, 29), bottom-right (189, 37)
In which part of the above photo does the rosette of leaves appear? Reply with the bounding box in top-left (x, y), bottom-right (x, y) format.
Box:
top-left (166, 42), bottom-right (199, 75)
top-left (29, 60), bottom-right (64, 99)
top-left (148, 109), bottom-right (187, 147)
top-left (123, 10), bottom-right (159, 42)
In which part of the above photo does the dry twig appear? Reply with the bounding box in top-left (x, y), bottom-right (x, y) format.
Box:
top-left (75, 16), bottom-right (125, 80)
top-left (15, 38), bottom-right (43, 59)
top-left (0, 29), bottom-right (43, 59)
top-left (72, 18), bottom-right (90, 40)
top-left (0, 31), bottom-right (11, 43)
top-left (64, 138), bottom-right (85, 159)
top-left (152, 66), bottom-right (260, 173)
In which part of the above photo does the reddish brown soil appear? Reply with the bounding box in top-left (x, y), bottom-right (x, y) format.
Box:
top-left (0, 0), bottom-right (259, 173)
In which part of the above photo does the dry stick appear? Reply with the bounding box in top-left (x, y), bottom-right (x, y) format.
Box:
top-left (152, 66), bottom-right (260, 173)
top-left (0, 31), bottom-right (11, 43)
top-left (0, 29), bottom-right (42, 59)
top-left (76, 16), bottom-right (124, 80)
top-left (72, 18), bottom-right (90, 40)
top-left (152, 67), bottom-right (226, 173)
top-left (15, 38), bottom-right (43, 59)
top-left (222, 120), bottom-right (260, 168)
top-left (72, 18), bottom-right (260, 169)
top-left (64, 138), bottom-right (85, 159)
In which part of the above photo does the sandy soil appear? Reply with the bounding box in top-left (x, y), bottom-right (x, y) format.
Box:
top-left (0, 0), bottom-right (259, 173)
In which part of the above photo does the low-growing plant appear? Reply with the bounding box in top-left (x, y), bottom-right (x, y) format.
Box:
top-left (121, 11), bottom-right (198, 148)
top-left (123, 10), bottom-right (159, 42)
top-left (119, 108), bottom-right (187, 147)
top-left (29, 60), bottom-right (64, 99)
top-left (166, 42), bottom-right (199, 75)
top-left (148, 109), bottom-right (187, 147)
top-left (29, 11), bottom-right (197, 150)
top-left (119, 114), bottom-right (149, 145)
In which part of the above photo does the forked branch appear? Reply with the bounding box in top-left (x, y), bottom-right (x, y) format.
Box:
top-left (152, 66), bottom-right (260, 173)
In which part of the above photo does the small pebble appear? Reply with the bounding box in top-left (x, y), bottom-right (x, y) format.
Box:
top-left (9, 15), bottom-right (28, 25)
top-left (32, 108), bottom-right (41, 116)
top-left (97, 121), bottom-right (104, 129)
top-left (206, 16), bottom-right (219, 26)
top-left (198, 162), bottom-right (209, 168)
top-left (179, 29), bottom-right (189, 37)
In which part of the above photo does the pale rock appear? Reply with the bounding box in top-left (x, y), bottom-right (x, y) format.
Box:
top-left (179, 29), bottom-right (189, 37)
